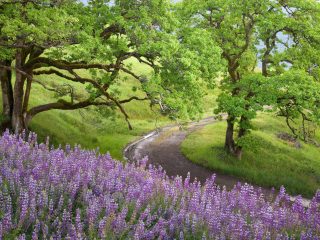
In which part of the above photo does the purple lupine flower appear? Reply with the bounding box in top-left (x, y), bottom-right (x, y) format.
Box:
top-left (191, 215), bottom-right (197, 234)
top-left (179, 231), bottom-right (184, 240)
top-left (48, 198), bottom-right (54, 216)
top-left (31, 230), bottom-right (38, 240)
top-left (68, 224), bottom-right (77, 240)
top-left (42, 224), bottom-right (49, 239)
top-left (2, 211), bottom-right (12, 232)
top-left (75, 208), bottom-right (83, 236)
top-left (0, 131), bottom-right (319, 238)
top-left (98, 217), bottom-right (107, 239)
top-left (29, 197), bottom-right (36, 222)
top-left (57, 195), bottom-right (64, 211)
top-left (18, 190), bottom-right (29, 226)
top-left (16, 234), bottom-right (26, 240)
top-left (133, 220), bottom-right (145, 240)
top-left (0, 222), bottom-right (2, 239)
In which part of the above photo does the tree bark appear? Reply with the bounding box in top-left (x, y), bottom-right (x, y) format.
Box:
top-left (225, 115), bottom-right (236, 154)
top-left (224, 115), bottom-right (246, 160)
top-left (224, 64), bottom-right (241, 158)
top-left (22, 70), bottom-right (32, 113)
top-left (0, 60), bottom-right (13, 131)
top-left (235, 116), bottom-right (248, 160)
top-left (12, 48), bottom-right (27, 134)
top-left (234, 148), bottom-right (242, 159)
top-left (22, 48), bottom-right (43, 119)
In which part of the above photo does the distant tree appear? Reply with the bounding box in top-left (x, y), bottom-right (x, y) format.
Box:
top-left (272, 70), bottom-right (320, 142)
top-left (0, 0), bottom-right (221, 133)
top-left (180, 0), bottom-right (320, 159)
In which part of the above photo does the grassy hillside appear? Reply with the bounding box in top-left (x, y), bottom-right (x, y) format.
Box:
top-left (2, 59), bottom-right (320, 198)
top-left (1, 59), bottom-right (170, 159)
top-left (181, 113), bottom-right (320, 197)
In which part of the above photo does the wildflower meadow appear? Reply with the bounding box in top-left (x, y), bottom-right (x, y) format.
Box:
top-left (0, 131), bottom-right (319, 239)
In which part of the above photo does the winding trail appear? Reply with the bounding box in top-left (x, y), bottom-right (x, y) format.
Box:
top-left (123, 116), bottom-right (310, 206)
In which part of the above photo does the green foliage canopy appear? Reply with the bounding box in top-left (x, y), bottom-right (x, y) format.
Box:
top-left (180, 0), bottom-right (320, 157)
top-left (0, 0), bottom-right (222, 133)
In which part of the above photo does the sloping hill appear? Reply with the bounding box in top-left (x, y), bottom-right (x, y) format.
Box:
top-left (1, 59), bottom-right (169, 159)
top-left (182, 113), bottom-right (320, 197)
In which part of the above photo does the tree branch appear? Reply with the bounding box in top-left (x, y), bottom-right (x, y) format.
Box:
top-left (24, 57), bottom-right (116, 71)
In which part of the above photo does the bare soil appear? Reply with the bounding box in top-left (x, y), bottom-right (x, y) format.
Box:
top-left (123, 117), bottom-right (310, 206)
top-left (125, 117), bottom-right (264, 190)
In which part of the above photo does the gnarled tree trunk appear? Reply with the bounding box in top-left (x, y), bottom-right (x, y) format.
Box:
top-left (224, 65), bottom-right (244, 159)
top-left (12, 49), bottom-right (27, 134)
top-left (0, 60), bottom-right (14, 131)
top-left (225, 115), bottom-right (236, 154)
top-left (234, 116), bottom-right (247, 159)
top-left (224, 115), bottom-right (244, 160)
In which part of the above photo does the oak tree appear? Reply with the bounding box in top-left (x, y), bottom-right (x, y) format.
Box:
top-left (181, 0), bottom-right (320, 158)
top-left (0, 0), bottom-right (221, 133)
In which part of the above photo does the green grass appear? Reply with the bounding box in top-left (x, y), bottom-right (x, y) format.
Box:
top-left (2, 59), bottom-right (320, 197)
top-left (20, 57), bottom-right (220, 159)
top-left (181, 113), bottom-right (320, 198)
top-left (29, 109), bottom-right (165, 159)
top-left (1, 58), bottom-right (170, 160)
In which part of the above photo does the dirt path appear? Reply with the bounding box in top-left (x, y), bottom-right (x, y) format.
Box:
top-left (123, 117), bottom-right (310, 206)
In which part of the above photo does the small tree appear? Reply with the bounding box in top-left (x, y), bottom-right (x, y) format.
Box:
top-left (273, 70), bottom-right (320, 142)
